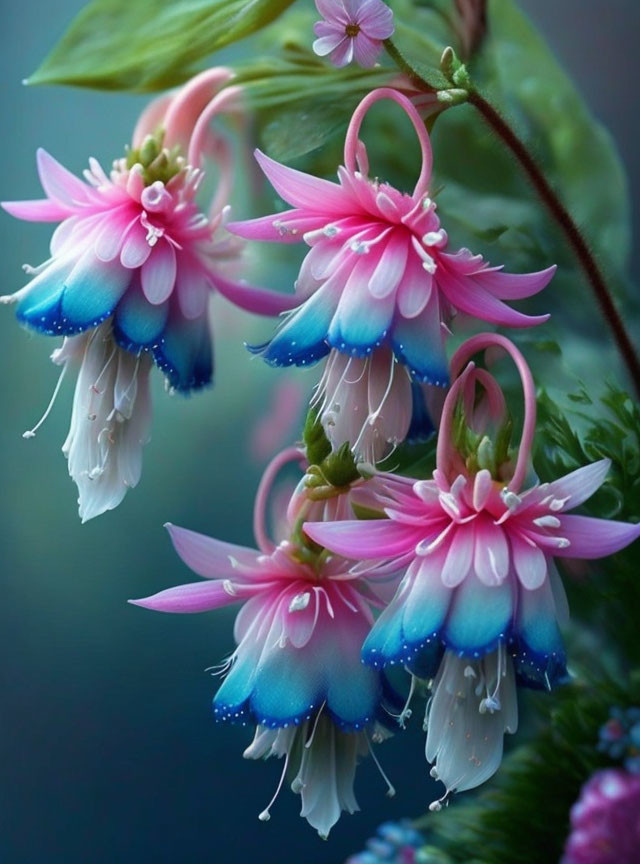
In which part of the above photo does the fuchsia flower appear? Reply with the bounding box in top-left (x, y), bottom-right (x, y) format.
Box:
top-left (1, 69), bottom-right (290, 520)
top-left (131, 449), bottom-right (399, 838)
top-left (313, 0), bottom-right (394, 68)
top-left (305, 334), bottom-right (640, 802)
top-left (229, 88), bottom-right (555, 462)
top-left (562, 769), bottom-right (640, 864)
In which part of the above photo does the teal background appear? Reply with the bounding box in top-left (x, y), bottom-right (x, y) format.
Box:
top-left (0, 2), bottom-right (638, 862)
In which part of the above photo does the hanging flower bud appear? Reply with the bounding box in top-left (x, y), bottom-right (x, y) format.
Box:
top-left (1, 68), bottom-right (291, 520)
top-left (228, 88), bottom-right (555, 462)
top-left (130, 451), bottom-right (400, 837)
top-left (305, 334), bottom-right (640, 802)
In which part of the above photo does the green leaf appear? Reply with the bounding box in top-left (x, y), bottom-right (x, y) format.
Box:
top-left (29, 0), bottom-right (297, 91)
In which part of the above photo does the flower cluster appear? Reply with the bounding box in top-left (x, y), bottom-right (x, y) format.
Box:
top-left (3, 30), bottom-right (639, 846)
top-left (2, 69), bottom-right (290, 520)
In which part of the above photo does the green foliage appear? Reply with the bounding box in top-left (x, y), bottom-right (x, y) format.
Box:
top-left (28, 0), bottom-right (297, 91)
top-left (535, 385), bottom-right (640, 667)
top-left (430, 0), bottom-right (632, 336)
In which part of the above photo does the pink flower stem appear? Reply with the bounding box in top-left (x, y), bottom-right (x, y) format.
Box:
top-left (344, 87), bottom-right (432, 197)
top-left (436, 362), bottom-right (477, 480)
top-left (449, 333), bottom-right (537, 492)
top-left (253, 446), bottom-right (305, 554)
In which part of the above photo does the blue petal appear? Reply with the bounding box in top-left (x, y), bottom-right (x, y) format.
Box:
top-left (60, 252), bottom-right (130, 331)
top-left (391, 292), bottom-right (449, 386)
top-left (324, 641), bottom-right (381, 731)
top-left (327, 262), bottom-right (395, 356)
top-left (249, 644), bottom-right (325, 728)
top-left (443, 575), bottom-right (513, 657)
top-left (113, 282), bottom-right (169, 350)
top-left (18, 252), bottom-right (131, 336)
top-left (16, 257), bottom-right (72, 335)
top-left (513, 580), bottom-right (567, 690)
top-left (212, 648), bottom-right (257, 724)
top-left (153, 308), bottom-right (212, 392)
top-left (254, 282), bottom-right (337, 368)
top-left (363, 555), bottom-right (452, 670)
top-left (407, 382), bottom-right (436, 443)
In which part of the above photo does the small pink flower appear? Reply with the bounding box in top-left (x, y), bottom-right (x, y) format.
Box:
top-left (313, 0), bottom-right (394, 68)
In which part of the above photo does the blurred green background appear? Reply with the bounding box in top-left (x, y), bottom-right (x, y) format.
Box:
top-left (0, 2), bottom-right (638, 862)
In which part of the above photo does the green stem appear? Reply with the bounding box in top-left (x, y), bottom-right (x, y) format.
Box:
top-left (385, 40), bottom-right (640, 397)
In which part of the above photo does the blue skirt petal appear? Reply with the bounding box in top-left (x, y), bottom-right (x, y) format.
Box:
top-left (16, 257), bottom-right (73, 335)
top-left (327, 263), bottom-right (395, 356)
top-left (363, 555), bottom-right (452, 673)
top-left (391, 292), bottom-right (449, 386)
top-left (249, 643), bottom-right (325, 729)
top-left (113, 281), bottom-right (169, 350)
top-left (254, 282), bottom-right (338, 368)
top-left (407, 382), bottom-right (436, 443)
top-left (60, 252), bottom-right (130, 332)
top-left (153, 308), bottom-right (213, 392)
top-left (513, 579), bottom-right (567, 690)
top-left (443, 575), bottom-right (513, 657)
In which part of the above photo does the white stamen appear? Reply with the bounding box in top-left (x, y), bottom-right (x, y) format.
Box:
top-left (258, 750), bottom-right (290, 824)
top-left (289, 591), bottom-right (311, 613)
top-left (23, 363), bottom-right (69, 439)
top-left (366, 731), bottom-right (396, 797)
top-left (534, 515), bottom-right (562, 529)
top-left (422, 230), bottom-right (445, 246)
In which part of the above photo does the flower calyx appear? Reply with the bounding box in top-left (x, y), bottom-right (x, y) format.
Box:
top-left (123, 131), bottom-right (184, 186)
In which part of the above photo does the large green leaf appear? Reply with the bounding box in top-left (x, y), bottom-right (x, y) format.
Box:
top-left (29, 0), bottom-right (297, 91)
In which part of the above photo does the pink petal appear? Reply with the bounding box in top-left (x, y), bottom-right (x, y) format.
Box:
top-left (472, 469), bottom-right (493, 511)
top-left (141, 239), bottom-right (176, 304)
top-left (254, 149), bottom-right (348, 214)
top-left (132, 93), bottom-right (173, 148)
top-left (552, 515), bottom-right (640, 559)
top-left (165, 523), bottom-right (260, 578)
top-left (316, 0), bottom-right (349, 24)
top-left (227, 210), bottom-right (328, 243)
top-left (120, 221), bottom-right (152, 269)
top-left (474, 264), bottom-right (556, 300)
top-left (441, 523), bottom-right (474, 587)
top-left (313, 20), bottom-right (345, 38)
top-left (358, 0), bottom-right (394, 38)
top-left (397, 254), bottom-right (432, 318)
top-left (547, 459), bottom-right (611, 512)
top-left (129, 580), bottom-right (240, 613)
top-left (330, 37), bottom-right (355, 67)
top-left (303, 519), bottom-right (420, 560)
top-left (369, 231), bottom-right (408, 298)
top-left (352, 33), bottom-right (383, 67)
top-left (1, 198), bottom-right (71, 222)
top-left (176, 256), bottom-right (210, 320)
top-left (313, 34), bottom-right (347, 56)
top-left (510, 533), bottom-right (547, 590)
top-left (36, 148), bottom-right (90, 208)
top-left (474, 517), bottom-right (510, 585)
top-left (438, 266), bottom-right (550, 328)
top-left (212, 273), bottom-right (296, 316)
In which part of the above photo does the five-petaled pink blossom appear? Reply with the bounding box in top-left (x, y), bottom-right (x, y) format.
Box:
top-left (313, 0), bottom-right (394, 68)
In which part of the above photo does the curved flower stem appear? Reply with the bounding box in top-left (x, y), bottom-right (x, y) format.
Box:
top-left (253, 446), bottom-right (305, 554)
top-left (384, 39), bottom-right (640, 396)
